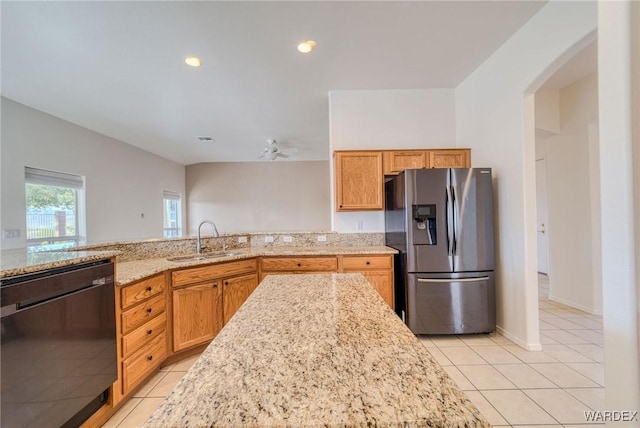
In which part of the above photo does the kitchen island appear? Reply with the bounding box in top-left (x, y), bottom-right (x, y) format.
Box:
top-left (144, 273), bottom-right (489, 427)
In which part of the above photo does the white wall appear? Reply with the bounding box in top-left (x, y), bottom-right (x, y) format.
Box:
top-left (455, 1), bottom-right (597, 349)
top-left (0, 98), bottom-right (186, 248)
top-left (328, 89), bottom-right (456, 232)
top-left (598, 0), bottom-right (640, 414)
top-left (185, 161), bottom-right (330, 234)
top-left (535, 89), bottom-right (560, 135)
top-left (537, 73), bottom-right (602, 314)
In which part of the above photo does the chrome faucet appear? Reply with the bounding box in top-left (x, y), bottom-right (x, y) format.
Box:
top-left (196, 220), bottom-right (219, 254)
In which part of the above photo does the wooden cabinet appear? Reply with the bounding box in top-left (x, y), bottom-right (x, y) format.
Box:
top-left (118, 274), bottom-right (167, 396)
top-left (223, 273), bottom-right (258, 324)
top-left (259, 256), bottom-right (338, 281)
top-left (383, 151), bottom-right (428, 175)
top-left (334, 151), bottom-right (383, 211)
top-left (382, 149), bottom-right (471, 176)
top-left (171, 259), bottom-right (258, 352)
top-left (341, 255), bottom-right (394, 308)
top-left (259, 254), bottom-right (394, 309)
top-left (121, 333), bottom-right (167, 394)
top-left (429, 149), bottom-right (470, 169)
top-left (334, 149), bottom-right (470, 210)
top-left (172, 281), bottom-right (223, 352)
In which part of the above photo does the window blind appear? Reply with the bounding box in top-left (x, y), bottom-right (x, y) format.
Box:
top-left (25, 167), bottom-right (84, 189)
top-left (163, 190), bottom-right (181, 201)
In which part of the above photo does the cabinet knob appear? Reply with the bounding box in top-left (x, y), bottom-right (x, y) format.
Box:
top-left (147, 355), bottom-right (153, 361)
top-left (147, 329), bottom-right (152, 335)
top-left (145, 286), bottom-right (152, 292)
top-left (146, 308), bottom-right (152, 314)
top-left (213, 284), bottom-right (218, 288)
top-left (297, 263), bottom-right (301, 267)
top-left (224, 281), bottom-right (229, 286)
top-left (366, 261), bottom-right (371, 265)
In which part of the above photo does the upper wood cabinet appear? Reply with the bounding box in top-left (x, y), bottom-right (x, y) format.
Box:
top-left (429, 149), bottom-right (470, 169)
top-left (334, 151), bottom-right (383, 211)
top-left (382, 149), bottom-right (471, 175)
top-left (382, 151), bottom-right (427, 175)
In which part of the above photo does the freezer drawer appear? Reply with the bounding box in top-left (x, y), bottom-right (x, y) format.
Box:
top-left (407, 272), bottom-right (495, 334)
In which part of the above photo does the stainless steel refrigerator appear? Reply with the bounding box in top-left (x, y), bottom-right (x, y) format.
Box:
top-left (385, 168), bottom-right (495, 334)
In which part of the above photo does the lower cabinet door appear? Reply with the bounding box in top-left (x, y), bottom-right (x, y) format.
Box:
top-left (361, 271), bottom-right (394, 309)
top-left (172, 281), bottom-right (223, 352)
top-left (223, 273), bottom-right (258, 324)
top-left (122, 333), bottom-right (167, 395)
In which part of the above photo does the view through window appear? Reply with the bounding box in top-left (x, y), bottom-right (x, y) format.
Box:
top-left (163, 191), bottom-right (182, 238)
top-left (25, 167), bottom-right (85, 251)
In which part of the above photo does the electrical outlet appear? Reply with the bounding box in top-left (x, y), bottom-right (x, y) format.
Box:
top-left (317, 235), bottom-right (327, 242)
top-left (238, 236), bottom-right (248, 243)
top-left (264, 236), bottom-right (274, 243)
top-left (356, 221), bottom-right (364, 231)
top-left (3, 229), bottom-right (20, 238)
top-left (283, 236), bottom-right (293, 243)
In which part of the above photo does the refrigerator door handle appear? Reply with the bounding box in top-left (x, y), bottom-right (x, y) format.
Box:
top-left (452, 185), bottom-right (459, 255)
top-left (445, 185), bottom-right (454, 257)
top-left (417, 277), bottom-right (490, 283)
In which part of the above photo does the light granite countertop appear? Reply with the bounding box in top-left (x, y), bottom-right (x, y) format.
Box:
top-left (144, 273), bottom-right (489, 428)
top-left (115, 246), bottom-right (396, 286)
top-left (0, 248), bottom-right (119, 278)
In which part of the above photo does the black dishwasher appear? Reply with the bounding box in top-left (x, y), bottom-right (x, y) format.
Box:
top-left (1, 259), bottom-right (117, 428)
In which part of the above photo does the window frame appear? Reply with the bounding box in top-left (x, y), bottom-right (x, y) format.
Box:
top-left (162, 190), bottom-right (183, 238)
top-left (24, 166), bottom-right (86, 250)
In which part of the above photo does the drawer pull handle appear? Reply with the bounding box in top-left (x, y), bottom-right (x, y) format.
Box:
top-left (147, 329), bottom-right (153, 335)
top-left (147, 355), bottom-right (153, 361)
top-left (146, 308), bottom-right (152, 314)
top-left (145, 286), bottom-right (152, 292)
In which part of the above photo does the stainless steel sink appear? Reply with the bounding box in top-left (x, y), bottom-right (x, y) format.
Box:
top-left (167, 252), bottom-right (240, 262)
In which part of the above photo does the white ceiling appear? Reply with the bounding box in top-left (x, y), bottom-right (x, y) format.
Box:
top-left (2, 1), bottom-right (547, 165)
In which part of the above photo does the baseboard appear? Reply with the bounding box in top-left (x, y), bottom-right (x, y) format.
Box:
top-left (496, 325), bottom-right (543, 351)
top-left (548, 294), bottom-right (603, 315)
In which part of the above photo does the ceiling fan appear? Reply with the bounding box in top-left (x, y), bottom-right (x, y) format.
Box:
top-left (258, 139), bottom-right (296, 161)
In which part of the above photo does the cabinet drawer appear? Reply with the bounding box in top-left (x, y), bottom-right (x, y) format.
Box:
top-left (121, 293), bottom-right (166, 334)
top-left (261, 257), bottom-right (338, 272)
top-left (342, 255), bottom-right (392, 270)
top-left (121, 274), bottom-right (165, 310)
top-left (172, 258), bottom-right (257, 287)
top-left (122, 333), bottom-right (167, 395)
top-left (122, 312), bottom-right (167, 358)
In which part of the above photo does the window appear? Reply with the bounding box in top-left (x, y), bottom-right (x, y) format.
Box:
top-left (25, 167), bottom-right (86, 251)
top-left (163, 191), bottom-right (182, 238)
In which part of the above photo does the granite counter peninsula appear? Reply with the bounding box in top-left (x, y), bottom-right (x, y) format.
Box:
top-left (144, 273), bottom-right (489, 428)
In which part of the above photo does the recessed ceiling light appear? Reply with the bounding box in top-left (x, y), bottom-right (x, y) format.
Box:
top-left (297, 40), bottom-right (316, 54)
top-left (185, 57), bottom-right (202, 67)
top-left (197, 136), bottom-right (214, 142)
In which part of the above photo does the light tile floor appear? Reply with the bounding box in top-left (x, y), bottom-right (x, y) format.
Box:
top-left (103, 274), bottom-right (604, 427)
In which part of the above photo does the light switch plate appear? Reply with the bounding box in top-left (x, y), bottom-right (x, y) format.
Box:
top-left (3, 229), bottom-right (20, 238)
